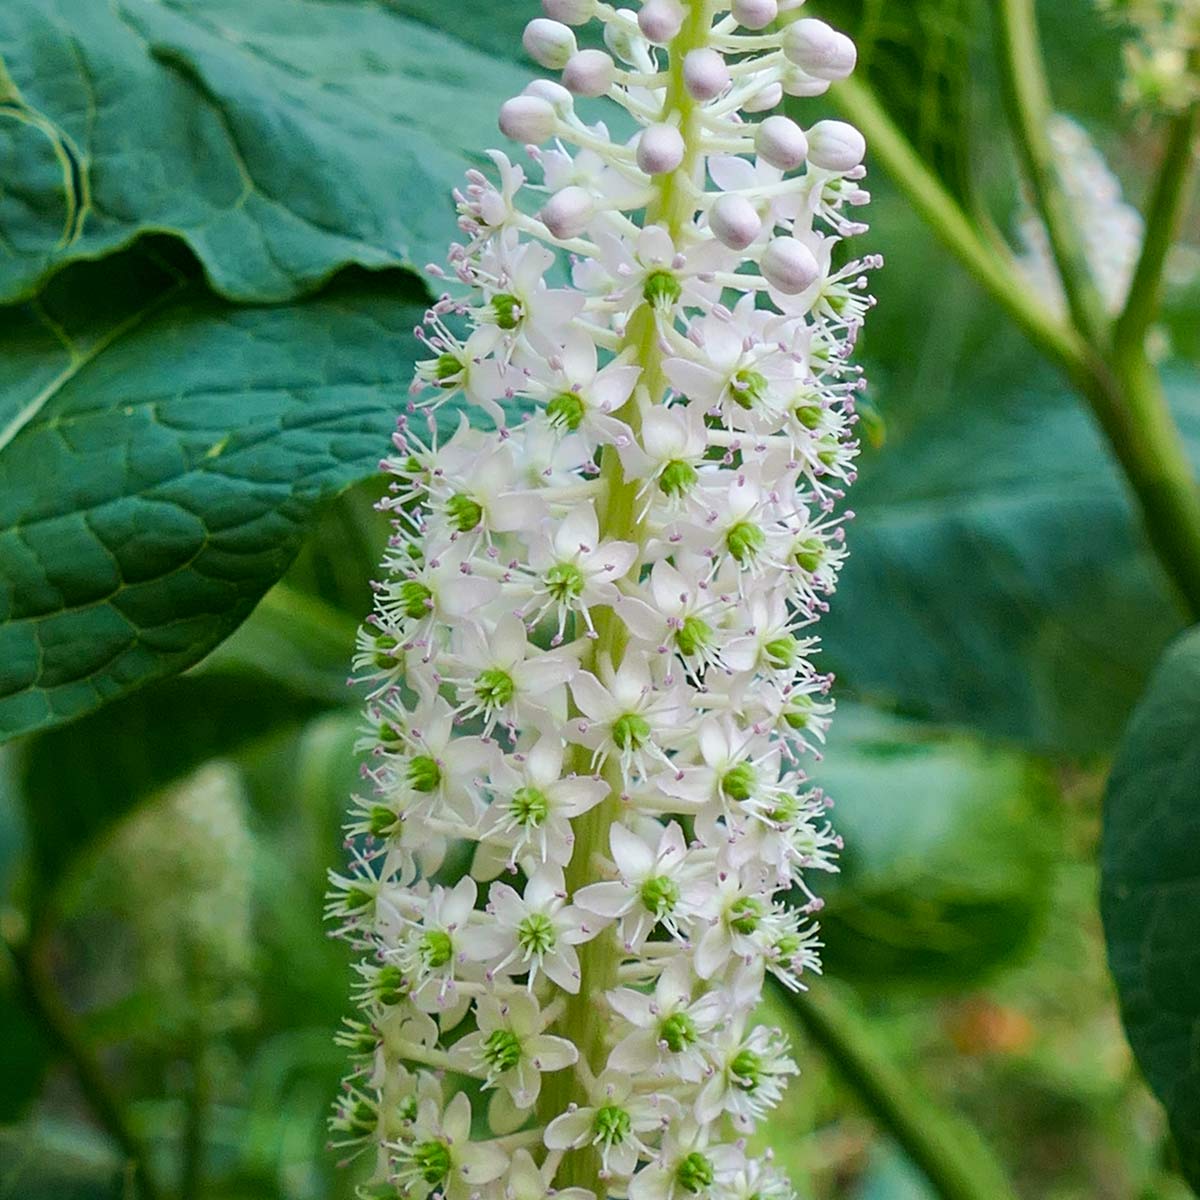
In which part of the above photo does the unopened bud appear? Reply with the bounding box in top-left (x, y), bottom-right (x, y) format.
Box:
top-left (524, 18), bottom-right (578, 69)
top-left (761, 237), bottom-right (820, 294)
top-left (743, 81), bottom-right (784, 113)
top-left (563, 49), bottom-right (617, 96)
top-left (524, 78), bottom-right (575, 114)
top-left (732, 0), bottom-right (778, 29)
top-left (755, 115), bottom-right (808, 170)
top-left (806, 120), bottom-right (866, 171)
top-left (499, 95), bottom-right (558, 144)
top-left (604, 13), bottom-right (643, 64)
top-left (683, 48), bottom-right (730, 100)
top-left (542, 0), bottom-right (594, 24)
top-left (782, 66), bottom-right (832, 98)
top-left (637, 124), bottom-right (686, 175)
top-left (710, 194), bottom-right (763, 251)
top-left (540, 186), bottom-right (596, 238)
top-left (783, 18), bottom-right (857, 81)
top-left (638, 0), bottom-right (685, 44)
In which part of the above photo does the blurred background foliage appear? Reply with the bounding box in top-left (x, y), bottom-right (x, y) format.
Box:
top-left (2, 0), bottom-right (1200, 1197)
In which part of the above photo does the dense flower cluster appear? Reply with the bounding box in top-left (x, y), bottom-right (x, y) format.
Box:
top-left (1016, 114), bottom-right (1144, 317)
top-left (1096, 0), bottom-right (1200, 108)
top-left (327, 3), bottom-right (874, 1198)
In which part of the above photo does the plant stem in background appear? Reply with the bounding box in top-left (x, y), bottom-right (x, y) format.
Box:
top-left (3, 931), bottom-right (163, 1200)
top-left (825, 17), bottom-right (1200, 621)
top-left (993, 0), bottom-right (1112, 346)
top-left (1116, 78), bottom-right (1200, 352)
top-left (774, 981), bottom-right (1020, 1200)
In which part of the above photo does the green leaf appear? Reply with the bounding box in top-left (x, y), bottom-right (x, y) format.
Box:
top-left (0, 0), bottom-right (532, 303)
top-left (822, 371), bottom-right (1200, 756)
top-left (1101, 624), bottom-right (1200, 1189)
top-left (814, 704), bottom-right (1057, 987)
top-left (18, 671), bottom-right (327, 896)
top-left (0, 1122), bottom-right (127, 1200)
top-left (0, 247), bottom-right (427, 740)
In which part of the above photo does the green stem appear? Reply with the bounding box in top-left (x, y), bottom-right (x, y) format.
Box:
top-left (826, 76), bottom-right (1090, 378)
top-left (537, 5), bottom-right (715, 1189)
top-left (1115, 93), bottom-right (1200, 355)
top-left (774, 981), bottom-right (1020, 1200)
top-left (3, 931), bottom-right (163, 1200)
top-left (181, 1036), bottom-right (209, 1200)
top-left (992, 0), bottom-right (1111, 346)
top-left (828, 68), bottom-right (1200, 619)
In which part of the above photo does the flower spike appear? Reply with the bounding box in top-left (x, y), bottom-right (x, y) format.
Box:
top-left (330, 4), bottom-right (874, 1198)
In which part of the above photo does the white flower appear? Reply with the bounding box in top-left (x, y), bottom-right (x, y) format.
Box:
top-left (544, 1072), bottom-right (678, 1178)
top-left (466, 867), bottom-right (595, 992)
top-left (524, 503), bottom-right (639, 641)
top-left (476, 738), bottom-right (608, 872)
top-left (607, 957), bottom-right (722, 1083)
top-left (450, 992), bottom-right (577, 1110)
top-left (393, 1092), bottom-right (508, 1200)
top-left (575, 821), bottom-right (698, 950)
top-left (569, 654), bottom-right (688, 780)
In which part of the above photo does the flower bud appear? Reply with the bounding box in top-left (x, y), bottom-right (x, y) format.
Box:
top-left (498, 95), bottom-right (558, 144)
top-left (761, 236), bottom-right (820, 293)
top-left (540, 186), bottom-right (595, 238)
top-left (523, 78), bottom-right (574, 115)
top-left (683, 48), bottom-right (730, 100)
top-left (806, 119), bottom-right (866, 171)
top-left (637, 124), bottom-right (686, 175)
top-left (755, 115), bottom-right (808, 170)
top-left (541, 0), bottom-right (594, 24)
top-left (743, 80), bottom-right (784, 113)
top-left (563, 48), bottom-right (616, 96)
top-left (523, 18), bottom-right (578, 69)
top-left (783, 18), bottom-right (857, 81)
top-left (732, 0), bottom-right (778, 29)
top-left (604, 12), bottom-right (643, 64)
top-left (637, 0), bottom-right (685, 44)
top-left (782, 66), bottom-right (831, 98)
top-left (710, 193), bottom-right (763, 250)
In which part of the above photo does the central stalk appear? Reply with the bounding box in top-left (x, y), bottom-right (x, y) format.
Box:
top-left (538, 4), bottom-right (716, 1191)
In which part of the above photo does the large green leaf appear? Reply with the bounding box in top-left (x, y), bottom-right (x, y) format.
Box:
top-left (0, 1123), bottom-right (127, 1200)
top-left (813, 704), bottom-right (1056, 986)
top-left (1101, 625), bottom-right (1200, 1189)
top-left (0, 246), bottom-right (426, 740)
top-left (0, 0), bottom-right (531, 303)
top-left (822, 372), bottom-right (1199, 756)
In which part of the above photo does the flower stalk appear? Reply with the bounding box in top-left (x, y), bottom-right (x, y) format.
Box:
top-left (328, 3), bottom-right (874, 1198)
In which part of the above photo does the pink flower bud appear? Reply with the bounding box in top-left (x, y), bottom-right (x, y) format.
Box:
top-left (683, 48), bottom-right (730, 101)
top-left (761, 236), bottom-right (820, 294)
top-left (540, 186), bottom-right (596, 238)
top-left (742, 80), bottom-right (784, 113)
top-left (637, 124), bottom-right (686, 175)
top-left (563, 49), bottom-right (616, 97)
top-left (523, 78), bottom-right (574, 114)
top-left (783, 18), bottom-right (857, 81)
top-left (498, 96), bottom-right (558, 145)
top-left (541, 0), bottom-right (594, 24)
top-left (523, 18), bottom-right (578, 69)
top-left (782, 67), bottom-right (832, 98)
top-left (732, 0), bottom-right (778, 30)
top-left (806, 120), bottom-right (866, 172)
top-left (710, 194), bottom-right (763, 251)
top-left (755, 116), bottom-right (808, 170)
top-left (637, 0), bottom-right (685, 44)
